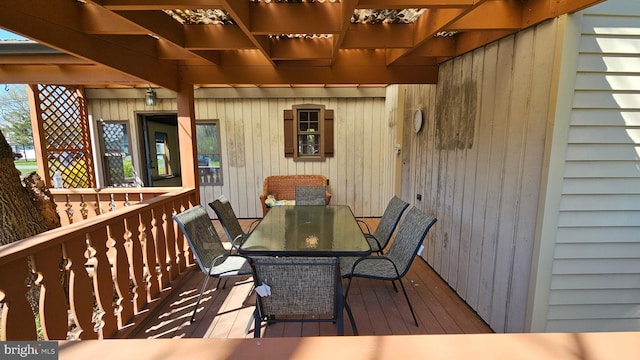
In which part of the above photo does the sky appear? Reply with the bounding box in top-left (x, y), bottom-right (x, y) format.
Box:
top-left (0, 29), bottom-right (26, 40)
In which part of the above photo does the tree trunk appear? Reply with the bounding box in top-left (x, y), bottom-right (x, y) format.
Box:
top-left (0, 130), bottom-right (49, 245)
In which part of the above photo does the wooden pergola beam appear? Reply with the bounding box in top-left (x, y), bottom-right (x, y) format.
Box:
top-left (0, 0), bottom-right (179, 90)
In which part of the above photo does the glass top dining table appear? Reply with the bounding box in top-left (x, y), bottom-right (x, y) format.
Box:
top-left (238, 205), bottom-right (371, 256)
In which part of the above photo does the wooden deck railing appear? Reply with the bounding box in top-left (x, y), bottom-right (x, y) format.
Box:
top-left (0, 188), bottom-right (198, 341)
top-left (49, 187), bottom-right (178, 226)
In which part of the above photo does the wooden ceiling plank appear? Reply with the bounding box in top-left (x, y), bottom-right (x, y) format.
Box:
top-left (356, 0), bottom-right (476, 8)
top-left (82, 3), bottom-right (150, 34)
top-left (270, 38), bottom-right (333, 60)
top-left (157, 40), bottom-right (202, 60)
top-left (331, 0), bottom-right (359, 65)
top-left (184, 25), bottom-right (254, 50)
top-left (556, 0), bottom-right (606, 14)
top-left (115, 10), bottom-right (184, 45)
top-left (447, 0), bottom-right (523, 31)
top-left (0, 54), bottom-right (92, 65)
top-left (221, 0), bottom-right (274, 65)
top-left (0, 0), bottom-right (179, 90)
top-left (386, 7), bottom-right (468, 64)
top-left (454, 30), bottom-right (518, 56)
top-left (0, 64), bottom-right (141, 85)
top-left (117, 10), bottom-right (226, 64)
top-left (191, 50), bottom-right (221, 64)
top-left (412, 36), bottom-right (456, 57)
top-left (342, 24), bottom-right (414, 49)
top-left (249, 2), bottom-right (341, 35)
top-left (522, 0), bottom-right (605, 28)
top-left (183, 64), bottom-right (439, 85)
top-left (99, 0), bottom-right (226, 11)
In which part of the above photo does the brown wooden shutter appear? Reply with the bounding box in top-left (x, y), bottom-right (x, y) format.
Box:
top-left (324, 109), bottom-right (334, 157)
top-left (284, 109), bottom-right (294, 157)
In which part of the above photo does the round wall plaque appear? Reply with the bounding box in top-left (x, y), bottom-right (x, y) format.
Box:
top-left (413, 109), bottom-right (423, 133)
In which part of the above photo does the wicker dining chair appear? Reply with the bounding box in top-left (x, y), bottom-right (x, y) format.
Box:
top-left (173, 205), bottom-right (252, 323)
top-left (295, 185), bottom-right (327, 205)
top-left (357, 196), bottom-right (409, 255)
top-left (208, 195), bottom-right (260, 249)
top-left (249, 256), bottom-right (348, 337)
top-left (341, 207), bottom-right (437, 328)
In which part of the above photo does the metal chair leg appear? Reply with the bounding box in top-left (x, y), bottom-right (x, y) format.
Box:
top-left (397, 278), bottom-right (418, 326)
top-left (191, 275), bottom-right (213, 323)
top-left (343, 277), bottom-right (359, 335)
top-left (253, 306), bottom-right (262, 338)
top-left (344, 300), bottom-right (358, 336)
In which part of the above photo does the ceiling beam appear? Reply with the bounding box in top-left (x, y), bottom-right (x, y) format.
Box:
top-left (454, 30), bottom-right (518, 56)
top-left (356, 0), bottom-right (476, 8)
top-left (249, 2), bottom-right (342, 35)
top-left (331, 0), bottom-right (359, 65)
top-left (0, 64), bottom-right (141, 85)
top-left (221, 0), bottom-right (274, 66)
top-left (0, 54), bottom-right (92, 65)
top-left (184, 25), bottom-right (255, 50)
top-left (0, 0), bottom-right (179, 90)
top-left (386, 7), bottom-right (468, 65)
top-left (182, 63), bottom-right (439, 85)
top-left (114, 10), bottom-right (223, 64)
top-left (522, 0), bottom-right (605, 28)
top-left (412, 37), bottom-right (456, 57)
top-left (447, 0), bottom-right (523, 31)
top-left (342, 24), bottom-right (414, 49)
top-left (98, 0), bottom-right (226, 11)
top-left (270, 38), bottom-right (333, 61)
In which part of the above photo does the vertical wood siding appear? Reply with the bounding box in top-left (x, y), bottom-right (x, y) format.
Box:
top-left (400, 20), bottom-right (558, 332)
top-left (546, 0), bottom-right (640, 332)
top-left (88, 96), bottom-right (391, 219)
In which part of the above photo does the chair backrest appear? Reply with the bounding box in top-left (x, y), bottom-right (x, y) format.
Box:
top-left (173, 205), bottom-right (227, 274)
top-left (372, 196), bottom-right (410, 248)
top-left (386, 207), bottom-right (437, 278)
top-left (295, 185), bottom-right (327, 205)
top-left (250, 256), bottom-right (340, 316)
top-left (208, 195), bottom-right (244, 242)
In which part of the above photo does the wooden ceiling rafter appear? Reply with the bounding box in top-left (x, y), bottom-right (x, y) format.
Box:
top-left (0, 0), bottom-right (606, 88)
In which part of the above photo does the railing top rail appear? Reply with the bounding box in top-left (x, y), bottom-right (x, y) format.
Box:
top-left (0, 188), bottom-right (196, 266)
top-left (49, 187), bottom-right (182, 195)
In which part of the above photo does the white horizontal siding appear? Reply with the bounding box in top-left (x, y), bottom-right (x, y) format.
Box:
top-left (551, 273), bottom-right (640, 289)
top-left (542, 0), bottom-right (640, 333)
top-left (560, 194), bottom-right (640, 210)
top-left (562, 178), bottom-right (640, 193)
top-left (566, 144), bottom-right (640, 160)
top-left (547, 318), bottom-right (640, 332)
top-left (556, 226), bottom-right (640, 242)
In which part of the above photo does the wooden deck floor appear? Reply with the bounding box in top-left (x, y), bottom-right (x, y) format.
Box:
top-left (131, 218), bottom-right (492, 339)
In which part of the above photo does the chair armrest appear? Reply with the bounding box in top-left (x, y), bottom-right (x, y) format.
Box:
top-left (207, 253), bottom-right (230, 273)
top-left (356, 219), bottom-right (372, 234)
top-left (348, 256), bottom-right (402, 279)
top-left (247, 219), bottom-right (261, 233)
top-left (230, 234), bottom-right (245, 251)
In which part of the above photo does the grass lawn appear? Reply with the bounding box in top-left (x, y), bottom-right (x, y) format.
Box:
top-left (14, 159), bottom-right (39, 175)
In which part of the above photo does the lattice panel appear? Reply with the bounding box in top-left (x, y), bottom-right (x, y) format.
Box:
top-left (34, 84), bottom-right (96, 188)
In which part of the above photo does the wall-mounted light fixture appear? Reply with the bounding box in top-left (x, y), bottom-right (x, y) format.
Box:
top-left (145, 86), bottom-right (157, 106)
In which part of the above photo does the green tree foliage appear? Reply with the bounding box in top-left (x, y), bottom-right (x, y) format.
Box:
top-left (0, 85), bottom-right (33, 158)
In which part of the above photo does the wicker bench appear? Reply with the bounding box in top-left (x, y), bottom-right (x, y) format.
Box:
top-left (259, 175), bottom-right (331, 215)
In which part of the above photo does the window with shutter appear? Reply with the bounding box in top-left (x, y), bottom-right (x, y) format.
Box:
top-left (283, 104), bottom-right (334, 160)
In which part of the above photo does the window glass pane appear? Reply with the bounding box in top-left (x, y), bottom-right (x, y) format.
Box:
top-left (100, 121), bottom-right (133, 186)
top-left (155, 132), bottom-right (171, 176)
top-left (296, 108), bottom-right (321, 157)
top-left (196, 122), bottom-right (222, 185)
